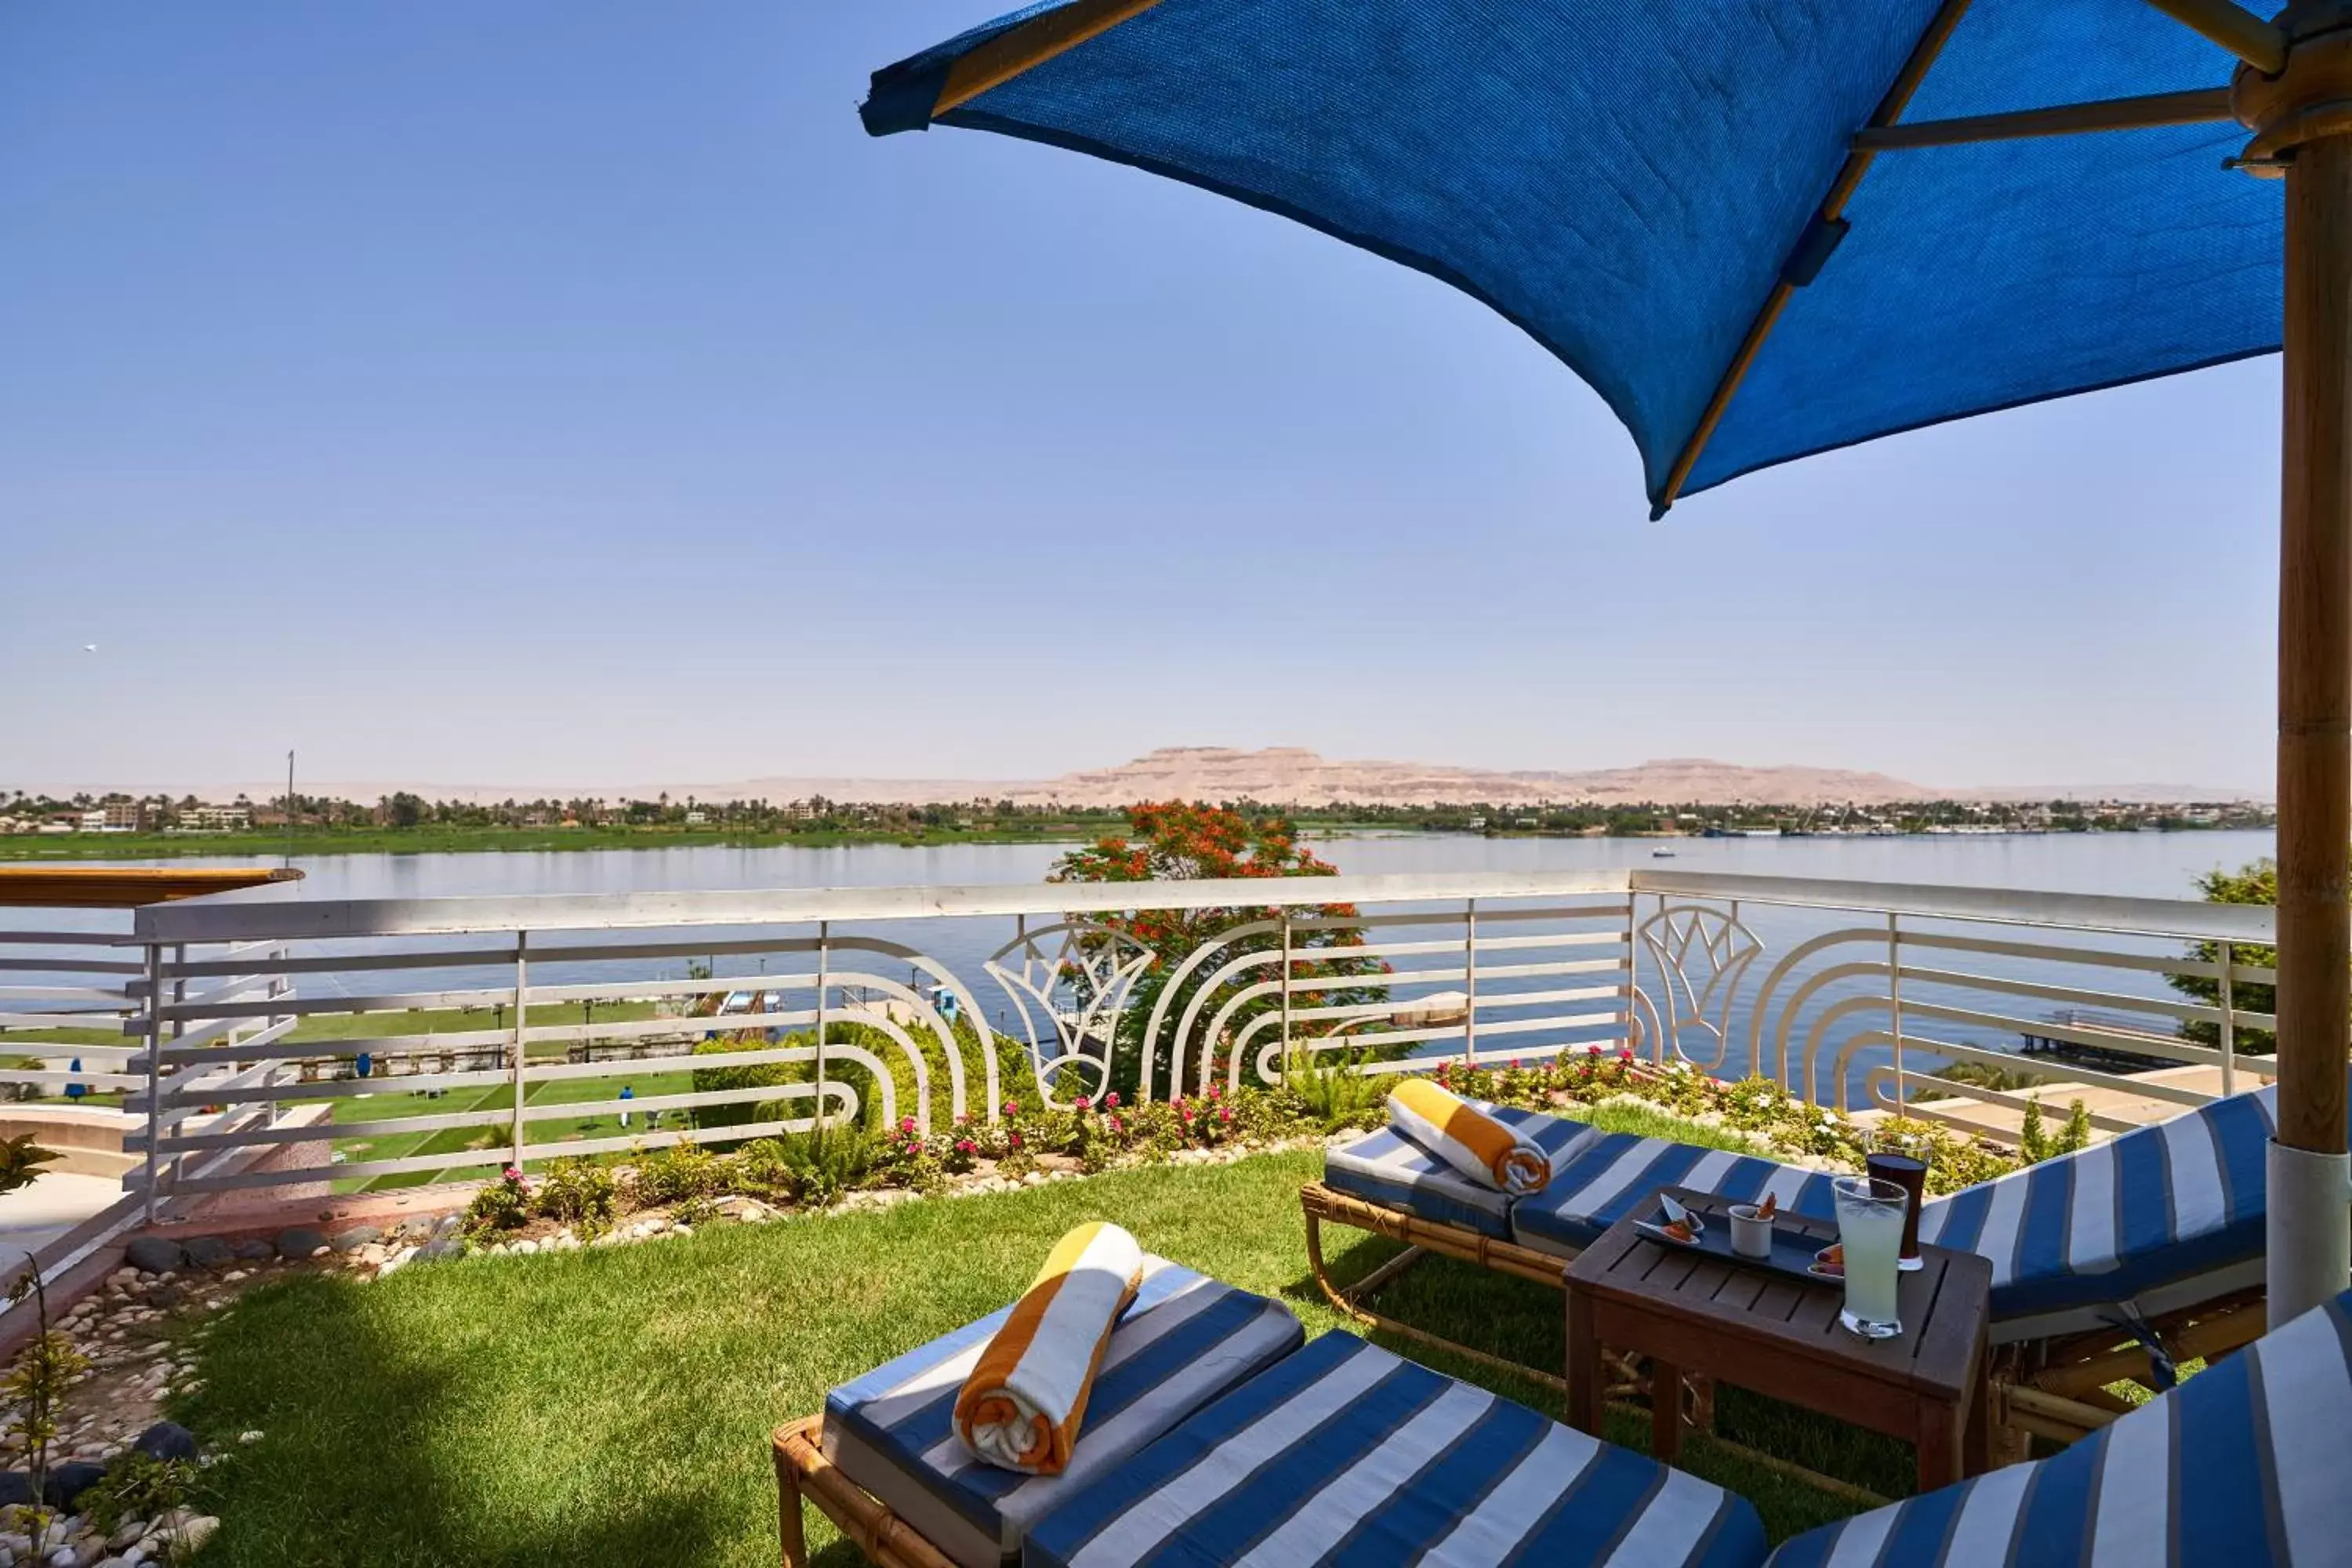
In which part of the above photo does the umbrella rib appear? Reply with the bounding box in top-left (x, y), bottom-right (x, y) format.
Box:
top-left (2133, 0), bottom-right (2286, 74)
top-left (1852, 87), bottom-right (2235, 150)
top-left (1654, 0), bottom-right (1976, 517)
top-left (934, 0), bottom-right (1168, 120)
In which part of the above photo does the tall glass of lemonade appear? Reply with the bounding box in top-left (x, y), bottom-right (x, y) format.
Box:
top-left (1831, 1175), bottom-right (1907, 1339)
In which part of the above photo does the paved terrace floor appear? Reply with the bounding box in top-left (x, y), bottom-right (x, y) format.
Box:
top-left (1867, 1062), bottom-right (2250, 1148)
top-left (0, 1170), bottom-right (124, 1259)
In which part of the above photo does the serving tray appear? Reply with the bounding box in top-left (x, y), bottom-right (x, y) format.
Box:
top-left (1627, 1190), bottom-right (1842, 1289)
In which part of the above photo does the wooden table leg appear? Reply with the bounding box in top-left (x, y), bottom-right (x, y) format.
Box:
top-left (1962, 1375), bottom-right (1990, 1478)
top-left (1915, 1396), bottom-right (1965, 1491)
top-left (1566, 1286), bottom-right (1602, 1436)
top-left (1649, 1359), bottom-right (1683, 1463)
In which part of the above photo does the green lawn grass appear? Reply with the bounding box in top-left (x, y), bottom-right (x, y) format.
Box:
top-left (329, 1067), bottom-right (701, 1192)
top-left (1, 1001), bottom-right (662, 1055)
top-left (181, 1145), bottom-right (1904, 1568)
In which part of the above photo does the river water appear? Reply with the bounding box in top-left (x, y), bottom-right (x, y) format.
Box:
top-left (154, 825), bottom-right (2276, 905)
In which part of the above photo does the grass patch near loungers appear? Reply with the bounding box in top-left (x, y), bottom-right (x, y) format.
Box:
top-left (178, 1140), bottom-right (1905, 1568)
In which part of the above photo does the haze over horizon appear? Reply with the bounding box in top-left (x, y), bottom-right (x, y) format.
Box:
top-left (0, 4), bottom-right (2284, 797)
top-left (4, 745), bottom-right (2268, 809)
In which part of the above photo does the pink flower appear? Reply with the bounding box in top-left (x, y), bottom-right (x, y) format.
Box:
top-left (1075, 1095), bottom-right (1091, 1112)
top-left (1586, 1044), bottom-right (1603, 1058)
top-left (1618, 1047), bottom-right (1635, 1064)
top-left (1004, 1099), bottom-right (1019, 1116)
top-left (1007, 1131), bottom-right (1023, 1148)
top-left (1105, 1092), bottom-right (1121, 1109)
top-left (900, 1116), bottom-right (916, 1134)
top-left (955, 1138), bottom-right (977, 1155)
top-left (1109, 1115), bottom-right (1124, 1133)
top-left (1180, 1108), bottom-right (1194, 1122)
top-left (503, 1166), bottom-right (523, 1183)
top-left (1207, 1085), bottom-right (1222, 1100)
top-left (1217, 1106), bottom-right (1233, 1123)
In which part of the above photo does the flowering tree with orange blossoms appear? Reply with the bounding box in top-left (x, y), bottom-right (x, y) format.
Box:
top-left (1050, 801), bottom-right (1391, 1098)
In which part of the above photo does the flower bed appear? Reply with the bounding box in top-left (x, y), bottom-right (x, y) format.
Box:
top-left (456, 1048), bottom-right (2043, 1250)
top-left (1427, 1049), bottom-right (2032, 1192)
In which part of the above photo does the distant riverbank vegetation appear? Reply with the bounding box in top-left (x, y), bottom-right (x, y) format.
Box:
top-left (0, 788), bottom-right (2274, 860)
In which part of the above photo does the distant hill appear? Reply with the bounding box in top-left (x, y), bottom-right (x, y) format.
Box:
top-left (99, 745), bottom-right (2262, 808)
top-left (993, 747), bottom-right (1938, 808)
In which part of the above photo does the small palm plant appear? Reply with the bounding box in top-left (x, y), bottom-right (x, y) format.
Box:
top-left (0, 1137), bottom-right (58, 1196)
top-left (1289, 1049), bottom-right (1392, 1131)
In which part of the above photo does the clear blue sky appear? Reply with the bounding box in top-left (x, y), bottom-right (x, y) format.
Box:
top-left (0, 2), bottom-right (2282, 795)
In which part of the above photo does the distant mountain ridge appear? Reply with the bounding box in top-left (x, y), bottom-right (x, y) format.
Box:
top-left (997, 747), bottom-right (1936, 807)
top-left (81, 746), bottom-right (2265, 808)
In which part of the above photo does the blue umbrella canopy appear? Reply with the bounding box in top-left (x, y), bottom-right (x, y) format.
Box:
top-left (864, 0), bottom-right (2352, 1320)
top-left (863, 0), bottom-right (2276, 514)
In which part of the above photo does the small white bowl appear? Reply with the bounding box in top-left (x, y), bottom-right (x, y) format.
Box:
top-left (1727, 1203), bottom-right (1774, 1260)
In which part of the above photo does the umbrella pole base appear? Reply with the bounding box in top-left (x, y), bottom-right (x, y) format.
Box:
top-left (2267, 1140), bottom-right (2351, 1323)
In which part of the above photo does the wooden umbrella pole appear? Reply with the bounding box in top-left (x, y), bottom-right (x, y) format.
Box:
top-left (2273, 125), bottom-right (2352, 1322)
top-left (2249, 9), bottom-right (2352, 1322)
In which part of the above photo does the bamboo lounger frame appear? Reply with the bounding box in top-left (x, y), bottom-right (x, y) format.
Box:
top-left (767, 1200), bottom-right (2274, 1567)
top-left (1301, 1180), bottom-right (1578, 1390)
top-left (1300, 1180), bottom-right (2270, 1452)
top-left (774, 1416), bottom-right (958, 1568)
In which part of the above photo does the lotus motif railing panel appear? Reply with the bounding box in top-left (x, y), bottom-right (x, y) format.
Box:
top-left (0, 867), bottom-right (2278, 1234)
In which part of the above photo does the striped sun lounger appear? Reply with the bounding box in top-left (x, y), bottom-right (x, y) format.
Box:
top-left (1321, 1100), bottom-right (1602, 1240)
top-left (1915, 1083), bottom-right (2281, 1340)
top-left (1323, 1083), bottom-right (2313, 1342)
top-left (1022, 1329), bottom-right (1766, 1568)
top-left (799, 1274), bottom-right (2352, 1568)
top-left (1767, 1283), bottom-right (2352, 1566)
top-left (818, 1259), bottom-right (1302, 1567)
top-left (1509, 1133), bottom-right (1843, 1257)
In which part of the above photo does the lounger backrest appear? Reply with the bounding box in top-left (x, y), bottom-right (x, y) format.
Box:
top-left (1918, 1085), bottom-right (2278, 1292)
top-left (1768, 1285), bottom-right (2352, 1565)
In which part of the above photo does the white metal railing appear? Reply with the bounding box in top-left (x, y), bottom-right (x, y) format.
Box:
top-left (0, 867), bottom-right (2286, 1220)
top-left (1626, 869), bottom-right (2273, 1134)
top-left (0, 919), bottom-right (160, 1292)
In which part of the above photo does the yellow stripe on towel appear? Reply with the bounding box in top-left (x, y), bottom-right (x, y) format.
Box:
top-left (1388, 1078), bottom-right (1553, 1195)
top-left (954, 1221), bottom-right (1145, 1475)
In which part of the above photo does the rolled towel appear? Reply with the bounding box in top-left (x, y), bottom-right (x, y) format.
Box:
top-left (1388, 1078), bottom-right (1552, 1195)
top-left (954, 1221), bottom-right (1145, 1475)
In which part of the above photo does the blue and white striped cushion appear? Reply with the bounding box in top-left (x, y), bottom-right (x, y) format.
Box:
top-left (1024, 1330), bottom-right (1767, 1568)
top-left (1510, 1133), bottom-right (1842, 1257)
top-left (1324, 1100), bottom-right (1599, 1240)
top-left (822, 1259), bottom-right (1303, 1567)
top-left (1918, 1085), bottom-right (2278, 1331)
top-left (1768, 1285), bottom-right (2352, 1566)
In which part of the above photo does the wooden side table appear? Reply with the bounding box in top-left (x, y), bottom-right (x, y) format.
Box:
top-left (1564, 1188), bottom-right (1992, 1490)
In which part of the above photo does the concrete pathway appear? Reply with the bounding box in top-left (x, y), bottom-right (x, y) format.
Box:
top-left (1860, 1062), bottom-right (2265, 1149)
top-left (0, 1171), bottom-right (129, 1261)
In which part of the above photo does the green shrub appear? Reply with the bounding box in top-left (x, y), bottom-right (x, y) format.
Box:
top-left (772, 1126), bottom-right (878, 1206)
top-left (2019, 1095), bottom-right (2050, 1163)
top-left (462, 1167), bottom-right (532, 1239)
top-left (79, 1452), bottom-right (194, 1534)
top-left (1286, 1051), bottom-right (1394, 1131)
top-left (626, 1141), bottom-right (729, 1207)
top-left (728, 1139), bottom-right (797, 1202)
top-left (2059, 1099), bottom-right (2093, 1159)
top-left (533, 1157), bottom-right (616, 1235)
top-left (688, 1036), bottom-right (800, 1133)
